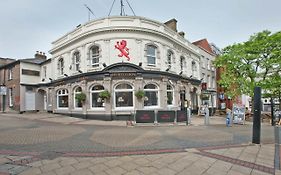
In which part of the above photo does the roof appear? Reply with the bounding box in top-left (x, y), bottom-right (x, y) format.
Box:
top-left (192, 39), bottom-right (215, 56)
top-left (0, 58), bottom-right (46, 69)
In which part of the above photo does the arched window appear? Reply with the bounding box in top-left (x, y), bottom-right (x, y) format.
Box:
top-left (74, 87), bottom-right (82, 108)
top-left (144, 84), bottom-right (159, 107)
top-left (58, 58), bottom-right (64, 75)
top-left (73, 52), bottom-right (80, 71)
top-left (167, 50), bottom-right (173, 67)
top-left (180, 56), bottom-right (185, 71)
top-left (115, 83), bottom-right (133, 108)
top-left (146, 45), bottom-right (157, 66)
top-left (57, 89), bottom-right (68, 108)
top-left (90, 46), bottom-right (100, 67)
top-left (167, 84), bottom-right (174, 106)
top-left (91, 85), bottom-right (105, 108)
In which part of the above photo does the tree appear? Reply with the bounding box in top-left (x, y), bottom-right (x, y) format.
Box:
top-left (214, 30), bottom-right (281, 103)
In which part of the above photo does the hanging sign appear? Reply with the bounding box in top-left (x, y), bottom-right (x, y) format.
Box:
top-left (115, 40), bottom-right (131, 61)
top-left (0, 86), bottom-right (7, 95)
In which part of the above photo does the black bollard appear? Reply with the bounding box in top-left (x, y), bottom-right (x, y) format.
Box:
top-left (252, 87), bottom-right (261, 144)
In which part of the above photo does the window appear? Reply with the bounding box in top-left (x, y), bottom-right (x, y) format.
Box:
top-left (167, 84), bottom-right (174, 106)
top-left (90, 46), bottom-right (100, 67)
top-left (9, 88), bottom-right (13, 107)
top-left (192, 61), bottom-right (197, 71)
top-left (58, 58), bottom-right (64, 75)
top-left (207, 75), bottom-right (211, 88)
top-left (74, 87), bottom-right (82, 108)
top-left (115, 83), bottom-right (133, 108)
top-left (73, 52), bottom-right (80, 71)
top-left (57, 89), bottom-right (68, 108)
top-left (167, 50), bottom-right (173, 67)
top-left (201, 56), bottom-right (205, 68)
top-left (146, 45), bottom-right (157, 66)
top-left (202, 73), bottom-right (206, 82)
top-left (91, 85), bottom-right (105, 108)
top-left (180, 56), bottom-right (185, 71)
top-left (43, 66), bottom-right (47, 78)
top-left (8, 69), bottom-right (13, 80)
top-left (207, 58), bottom-right (210, 70)
top-left (144, 84), bottom-right (159, 107)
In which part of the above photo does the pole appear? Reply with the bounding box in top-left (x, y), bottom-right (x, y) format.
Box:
top-left (271, 97), bottom-right (275, 126)
top-left (252, 86), bottom-right (261, 144)
top-left (2, 95), bottom-right (5, 113)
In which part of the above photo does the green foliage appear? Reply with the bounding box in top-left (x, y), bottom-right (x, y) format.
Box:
top-left (214, 30), bottom-right (281, 99)
top-left (75, 92), bottom-right (86, 103)
top-left (99, 90), bottom-right (111, 99)
top-left (200, 94), bottom-right (209, 100)
top-left (135, 90), bottom-right (145, 99)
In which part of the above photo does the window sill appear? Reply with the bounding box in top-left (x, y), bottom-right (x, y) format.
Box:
top-left (88, 108), bottom-right (105, 111)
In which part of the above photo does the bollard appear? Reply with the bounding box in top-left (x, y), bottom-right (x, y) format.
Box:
top-left (274, 126), bottom-right (281, 170)
top-left (204, 107), bottom-right (209, 125)
top-left (226, 110), bottom-right (232, 127)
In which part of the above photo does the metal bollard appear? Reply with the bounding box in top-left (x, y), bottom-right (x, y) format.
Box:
top-left (204, 108), bottom-right (209, 125)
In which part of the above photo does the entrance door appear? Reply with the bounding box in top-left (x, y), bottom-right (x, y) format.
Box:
top-left (25, 92), bottom-right (35, 111)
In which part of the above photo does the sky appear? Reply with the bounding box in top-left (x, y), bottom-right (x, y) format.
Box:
top-left (0, 0), bottom-right (280, 59)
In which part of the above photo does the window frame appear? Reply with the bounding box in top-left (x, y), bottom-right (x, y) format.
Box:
top-left (114, 83), bottom-right (134, 110)
top-left (90, 46), bottom-right (100, 67)
top-left (73, 86), bottom-right (83, 109)
top-left (73, 51), bottom-right (81, 71)
top-left (57, 89), bottom-right (69, 109)
top-left (167, 50), bottom-right (173, 67)
top-left (144, 83), bottom-right (159, 108)
top-left (167, 84), bottom-right (174, 106)
top-left (9, 88), bottom-right (13, 107)
top-left (58, 58), bottom-right (64, 75)
top-left (90, 85), bottom-right (105, 110)
top-left (146, 45), bottom-right (157, 66)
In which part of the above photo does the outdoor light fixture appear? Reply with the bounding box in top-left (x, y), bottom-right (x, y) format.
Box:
top-left (189, 75), bottom-right (193, 78)
top-left (41, 78), bottom-right (45, 82)
top-left (139, 62), bottom-right (142, 67)
top-left (200, 78), bottom-right (204, 81)
top-left (78, 70), bottom-right (83, 73)
top-left (103, 63), bottom-right (107, 68)
top-left (64, 74), bottom-right (68, 77)
top-left (179, 71), bottom-right (183, 75)
top-left (49, 78), bottom-right (53, 81)
top-left (165, 66), bottom-right (170, 72)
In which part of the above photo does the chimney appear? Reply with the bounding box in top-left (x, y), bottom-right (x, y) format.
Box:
top-left (164, 18), bottom-right (178, 32)
top-left (35, 51), bottom-right (47, 60)
top-left (178, 31), bottom-right (185, 38)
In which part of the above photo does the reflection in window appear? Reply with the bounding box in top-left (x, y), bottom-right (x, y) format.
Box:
top-left (115, 83), bottom-right (133, 108)
top-left (74, 87), bottom-right (82, 108)
top-left (57, 89), bottom-right (68, 108)
top-left (91, 85), bottom-right (105, 108)
top-left (167, 84), bottom-right (174, 106)
top-left (144, 84), bottom-right (158, 107)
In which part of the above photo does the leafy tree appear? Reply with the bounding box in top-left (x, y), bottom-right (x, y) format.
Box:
top-left (214, 30), bottom-right (281, 104)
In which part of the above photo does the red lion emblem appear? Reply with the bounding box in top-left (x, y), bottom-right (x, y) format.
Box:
top-left (115, 40), bottom-right (131, 61)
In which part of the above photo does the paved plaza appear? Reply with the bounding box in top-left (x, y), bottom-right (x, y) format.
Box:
top-left (0, 112), bottom-right (279, 174)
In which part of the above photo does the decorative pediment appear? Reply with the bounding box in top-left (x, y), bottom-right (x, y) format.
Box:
top-left (102, 62), bottom-right (144, 72)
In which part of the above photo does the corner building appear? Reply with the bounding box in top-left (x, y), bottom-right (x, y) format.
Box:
top-left (40, 16), bottom-right (203, 120)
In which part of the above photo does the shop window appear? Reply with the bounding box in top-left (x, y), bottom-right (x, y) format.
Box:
top-left (58, 58), bottom-right (64, 75)
top-left (90, 46), bottom-right (100, 67)
top-left (74, 87), bottom-right (82, 108)
top-left (57, 89), bottom-right (68, 108)
top-left (146, 45), bottom-right (157, 66)
top-left (144, 84), bottom-right (159, 107)
top-left (115, 83), bottom-right (133, 108)
top-left (73, 51), bottom-right (80, 71)
top-left (91, 85), bottom-right (105, 108)
top-left (167, 84), bottom-right (174, 106)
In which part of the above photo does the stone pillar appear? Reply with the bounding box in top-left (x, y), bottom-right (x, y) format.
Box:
top-left (135, 75), bottom-right (143, 110)
top-left (103, 76), bottom-right (112, 117)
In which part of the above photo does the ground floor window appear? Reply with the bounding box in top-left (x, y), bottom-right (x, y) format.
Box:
top-left (74, 87), bottom-right (82, 108)
top-left (167, 84), bottom-right (174, 106)
top-left (91, 85), bottom-right (105, 108)
top-left (115, 83), bottom-right (133, 108)
top-left (57, 89), bottom-right (68, 108)
top-left (144, 84), bottom-right (159, 107)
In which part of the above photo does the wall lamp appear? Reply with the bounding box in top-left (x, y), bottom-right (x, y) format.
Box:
top-left (179, 71), bottom-right (183, 75)
top-left (103, 63), bottom-right (107, 68)
top-left (189, 75), bottom-right (193, 78)
top-left (41, 78), bottom-right (45, 82)
top-left (165, 66), bottom-right (170, 72)
top-left (78, 70), bottom-right (83, 73)
top-left (200, 78), bottom-right (204, 81)
top-left (49, 78), bottom-right (53, 81)
top-left (64, 74), bottom-right (68, 77)
top-left (139, 62), bottom-right (142, 67)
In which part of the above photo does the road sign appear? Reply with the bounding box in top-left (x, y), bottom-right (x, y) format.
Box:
top-left (0, 86), bottom-right (7, 95)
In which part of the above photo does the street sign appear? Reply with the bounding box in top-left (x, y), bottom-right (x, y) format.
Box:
top-left (0, 86), bottom-right (7, 95)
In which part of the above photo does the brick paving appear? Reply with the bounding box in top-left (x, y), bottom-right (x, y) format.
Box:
top-left (0, 112), bottom-right (278, 174)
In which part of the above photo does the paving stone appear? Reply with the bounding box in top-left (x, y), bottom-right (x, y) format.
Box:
top-left (156, 168), bottom-right (177, 175)
top-left (124, 170), bottom-right (143, 175)
top-left (105, 166), bottom-right (126, 175)
top-left (119, 161), bottom-right (138, 171)
top-left (70, 169), bottom-right (94, 175)
top-left (19, 167), bottom-right (42, 175)
top-left (72, 161), bottom-right (92, 170)
top-left (250, 169), bottom-right (271, 175)
top-left (230, 165), bottom-right (252, 175)
top-left (226, 170), bottom-right (247, 175)
top-left (88, 163), bottom-right (108, 173)
top-left (134, 158), bottom-right (150, 166)
top-left (40, 163), bottom-right (61, 173)
top-left (58, 158), bottom-right (78, 166)
top-left (136, 166), bottom-right (158, 175)
top-left (28, 161), bottom-right (43, 167)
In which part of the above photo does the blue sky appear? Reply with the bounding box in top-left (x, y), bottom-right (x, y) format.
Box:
top-left (0, 0), bottom-right (280, 59)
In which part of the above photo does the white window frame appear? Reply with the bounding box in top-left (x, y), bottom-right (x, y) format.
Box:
top-left (58, 58), bottom-right (64, 75)
top-left (146, 45), bottom-right (157, 66)
top-left (90, 85), bottom-right (105, 110)
top-left (8, 69), bottom-right (12, 80)
top-left (57, 89), bottom-right (69, 109)
top-left (167, 50), bottom-right (173, 67)
top-left (9, 88), bottom-right (13, 107)
top-left (144, 83), bottom-right (159, 109)
top-left (90, 46), bottom-right (100, 67)
top-left (114, 83), bottom-right (134, 110)
top-left (74, 87), bottom-right (82, 109)
top-left (180, 56), bottom-right (185, 71)
top-left (73, 52), bottom-right (81, 71)
top-left (167, 84), bottom-right (174, 106)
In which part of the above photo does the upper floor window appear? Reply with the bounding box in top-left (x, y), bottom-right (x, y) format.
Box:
top-left (73, 51), bottom-right (81, 71)
top-left (90, 46), bottom-right (100, 67)
top-left (192, 61), bottom-right (197, 72)
top-left (180, 56), bottom-right (185, 71)
top-left (167, 50), bottom-right (173, 67)
top-left (207, 58), bottom-right (210, 70)
top-left (201, 56), bottom-right (205, 68)
top-left (43, 66), bottom-right (47, 78)
top-left (58, 58), bottom-right (64, 75)
top-left (8, 68), bottom-right (13, 80)
top-left (146, 45), bottom-right (157, 66)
